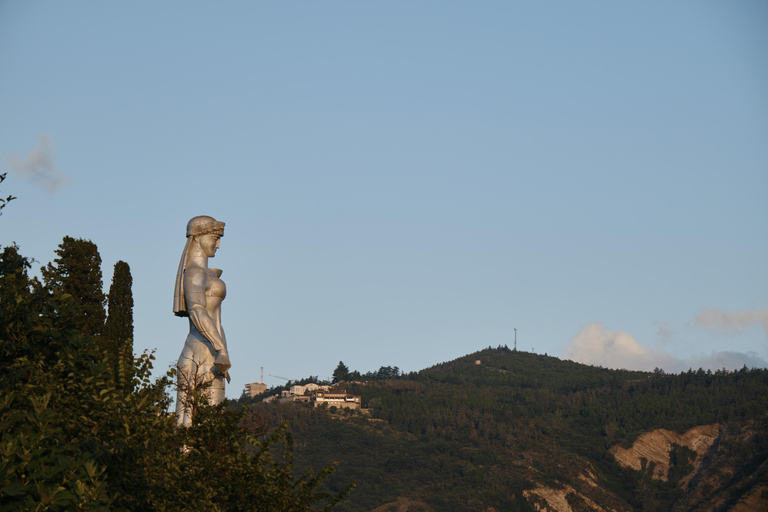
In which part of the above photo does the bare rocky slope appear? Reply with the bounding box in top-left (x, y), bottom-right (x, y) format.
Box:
top-left (610, 424), bottom-right (722, 482)
top-left (366, 420), bottom-right (768, 512)
top-left (520, 422), bottom-right (768, 512)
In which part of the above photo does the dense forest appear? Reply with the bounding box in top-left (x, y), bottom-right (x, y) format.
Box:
top-left (246, 348), bottom-right (768, 511)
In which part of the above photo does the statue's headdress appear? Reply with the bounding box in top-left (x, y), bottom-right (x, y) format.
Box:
top-left (173, 216), bottom-right (225, 317)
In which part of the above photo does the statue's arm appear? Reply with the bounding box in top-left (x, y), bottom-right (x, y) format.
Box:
top-left (188, 305), bottom-right (227, 353)
top-left (184, 269), bottom-right (227, 354)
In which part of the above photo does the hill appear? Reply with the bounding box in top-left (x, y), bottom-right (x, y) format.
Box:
top-left (247, 347), bottom-right (768, 511)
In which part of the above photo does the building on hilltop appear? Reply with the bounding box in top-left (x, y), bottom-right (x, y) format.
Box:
top-left (244, 381), bottom-right (267, 398)
top-left (311, 390), bottom-right (361, 410)
top-left (290, 383), bottom-right (330, 396)
top-left (277, 392), bottom-right (311, 404)
top-left (261, 387), bottom-right (362, 410)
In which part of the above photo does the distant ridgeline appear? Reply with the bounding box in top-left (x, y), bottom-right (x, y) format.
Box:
top-left (249, 347), bottom-right (768, 512)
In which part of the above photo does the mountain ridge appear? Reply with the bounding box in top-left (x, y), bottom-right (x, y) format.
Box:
top-left (246, 347), bottom-right (768, 511)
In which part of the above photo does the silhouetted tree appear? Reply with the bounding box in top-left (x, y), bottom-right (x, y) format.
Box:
top-left (333, 361), bottom-right (350, 383)
top-left (105, 260), bottom-right (134, 377)
top-left (42, 236), bottom-right (106, 337)
top-left (2, 241), bottom-right (352, 511)
top-left (0, 244), bottom-right (33, 292)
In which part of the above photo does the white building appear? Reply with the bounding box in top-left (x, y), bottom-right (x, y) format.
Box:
top-left (290, 383), bottom-right (330, 396)
top-left (311, 390), bottom-right (361, 410)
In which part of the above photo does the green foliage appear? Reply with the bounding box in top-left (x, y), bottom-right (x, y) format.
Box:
top-left (257, 348), bottom-right (768, 511)
top-left (341, 364), bottom-right (401, 382)
top-left (667, 444), bottom-right (695, 485)
top-left (1, 244), bottom-right (351, 511)
top-left (360, 366), bottom-right (400, 380)
top-left (332, 362), bottom-right (350, 384)
top-left (41, 236), bottom-right (106, 337)
top-left (104, 260), bottom-right (134, 379)
top-left (1, 244), bottom-right (118, 510)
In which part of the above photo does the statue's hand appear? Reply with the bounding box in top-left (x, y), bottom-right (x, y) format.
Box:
top-left (214, 350), bottom-right (231, 377)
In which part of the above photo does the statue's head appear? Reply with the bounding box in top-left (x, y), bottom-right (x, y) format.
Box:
top-left (186, 215), bottom-right (225, 238)
top-left (173, 215), bottom-right (226, 316)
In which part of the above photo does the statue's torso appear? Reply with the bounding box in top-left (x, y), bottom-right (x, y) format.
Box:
top-left (185, 267), bottom-right (227, 347)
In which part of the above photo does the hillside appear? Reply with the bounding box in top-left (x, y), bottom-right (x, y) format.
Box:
top-left (248, 347), bottom-right (768, 512)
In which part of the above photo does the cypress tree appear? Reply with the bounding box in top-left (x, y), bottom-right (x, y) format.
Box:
top-left (333, 361), bottom-right (350, 383)
top-left (105, 260), bottom-right (134, 376)
top-left (3, 243), bottom-right (352, 510)
top-left (42, 236), bottom-right (106, 337)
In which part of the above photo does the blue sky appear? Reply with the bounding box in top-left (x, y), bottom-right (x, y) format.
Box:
top-left (2, 1), bottom-right (767, 397)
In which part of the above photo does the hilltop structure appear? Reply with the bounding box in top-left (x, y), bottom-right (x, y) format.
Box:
top-left (262, 385), bottom-right (362, 410)
top-left (243, 381), bottom-right (267, 398)
top-left (312, 389), bottom-right (361, 410)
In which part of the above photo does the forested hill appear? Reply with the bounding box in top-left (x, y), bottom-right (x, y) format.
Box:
top-left (250, 347), bottom-right (768, 512)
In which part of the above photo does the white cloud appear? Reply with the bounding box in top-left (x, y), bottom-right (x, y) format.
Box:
top-left (562, 322), bottom-right (767, 373)
top-left (563, 323), bottom-right (677, 372)
top-left (695, 308), bottom-right (768, 336)
top-left (2, 133), bottom-right (69, 193)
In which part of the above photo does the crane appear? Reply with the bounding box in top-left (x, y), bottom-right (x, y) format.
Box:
top-left (269, 374), bottom-right (291, 382)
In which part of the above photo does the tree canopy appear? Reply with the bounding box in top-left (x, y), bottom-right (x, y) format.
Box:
top-left (42, 236), bottom-right (106, 337)
top-left (1, 240), bottom-right (351, 511)
top-left (332, 361), bottom-right (350, 383)
top-left (104, 260), bottom-right (134, 376)
top-left (254, 348), bottom-right (768, 511)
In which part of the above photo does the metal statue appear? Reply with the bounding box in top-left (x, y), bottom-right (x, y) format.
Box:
top-left (173, 215), bottom-right (230, 426)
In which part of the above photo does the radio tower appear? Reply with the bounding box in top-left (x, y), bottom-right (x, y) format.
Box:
top-left (260, 366), bottom-right (264, 383)
top-left (514, 328), bottom-right (517, 351)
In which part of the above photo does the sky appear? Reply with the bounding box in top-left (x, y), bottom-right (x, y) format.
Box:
top-left (1, 1), bottom-right (767, 398)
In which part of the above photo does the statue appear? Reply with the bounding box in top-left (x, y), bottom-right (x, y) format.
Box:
top-left (173, 215), bottom-right (230, 426)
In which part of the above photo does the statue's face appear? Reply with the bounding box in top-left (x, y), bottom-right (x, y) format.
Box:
top-left (199, 234), bottom-right (221, 258)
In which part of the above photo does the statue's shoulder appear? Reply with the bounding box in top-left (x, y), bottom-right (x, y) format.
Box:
top-left (185, 266), bottom-right (223, 281)
top-left (183, 266), bottom-right (209, 284)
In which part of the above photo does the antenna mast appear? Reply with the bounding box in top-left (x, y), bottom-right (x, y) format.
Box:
top-left (514, 328), bottom-right (517, 351)
top-left (261, 366), bottom-right (264, 383)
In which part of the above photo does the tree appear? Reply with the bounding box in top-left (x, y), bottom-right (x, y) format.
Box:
top-left (0, 244), bottom-right (35, 302)
top-left (376, 366), bottom-right (399, 379)
top-left (1, 243), bottom-right (113, 509)
top-left (332, 361), bottom-right (350, 384)
top-left (42, 236), bottom-right (106, 337)
top-left (1, 243), bottom-right (352, 511)
top-left (104, 260), bottom-right (134, 376)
